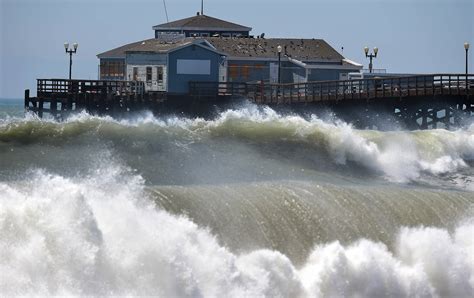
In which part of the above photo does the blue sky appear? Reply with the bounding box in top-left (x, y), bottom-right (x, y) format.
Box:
top-left (1, 0), bottom-right (472, 98)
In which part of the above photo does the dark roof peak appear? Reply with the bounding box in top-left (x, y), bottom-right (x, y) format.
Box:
top-left (152, 14), bottom-right (252, 32)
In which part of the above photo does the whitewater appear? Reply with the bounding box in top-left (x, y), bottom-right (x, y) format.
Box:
top-left (0, 101), bottom-right (473, 297)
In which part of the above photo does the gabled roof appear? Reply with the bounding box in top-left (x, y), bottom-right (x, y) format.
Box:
top-left (207, 38), bottom-right (344, 62)
top-left (97, 38), bottom-right (222, 58)
top-left (152, 14), bottom-right (252, 32)
top-left (97, 40), bottom-right (151, 59)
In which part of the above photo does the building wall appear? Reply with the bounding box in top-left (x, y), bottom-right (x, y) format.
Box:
top-left (167, 45), bottom-right (221, 94)
top-left (126, 53), bottom-right (167, 66)
top-left (126, 53), bottom-right (168, 91)
top-left (307, 69), bottom-right (353, 82)
top-left (227, 60), bottom-right (271, 83)
top-left (155, 30), bottom-right (249, 38)
top-left (225, 60), bottom-right (357, 84)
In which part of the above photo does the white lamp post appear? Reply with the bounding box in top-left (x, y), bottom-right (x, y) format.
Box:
top-left (64, 42), bottom-right (79, 80)
top-left (364, 46), bottom-right (378, 73)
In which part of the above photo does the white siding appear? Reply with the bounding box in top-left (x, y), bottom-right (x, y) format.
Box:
top-left (127, 65), bottom-right (168, 92)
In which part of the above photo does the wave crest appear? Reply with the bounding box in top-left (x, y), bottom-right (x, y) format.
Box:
top-left (0, 108), bottom-right (473, 184)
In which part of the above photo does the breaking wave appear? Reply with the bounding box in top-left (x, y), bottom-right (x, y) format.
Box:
top-left (1, 107), bottom-right (473, 187)
top-left (1, 164), bottom-right (473, 297)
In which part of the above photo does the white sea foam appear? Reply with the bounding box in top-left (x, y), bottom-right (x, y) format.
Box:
top-left (0, 165), bottom-right (473, 297)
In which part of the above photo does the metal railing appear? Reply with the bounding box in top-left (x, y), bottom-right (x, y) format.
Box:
top-left (362, 69), bottom-right (387, 74)
top-left (37, 79), bottom-right (145, 97)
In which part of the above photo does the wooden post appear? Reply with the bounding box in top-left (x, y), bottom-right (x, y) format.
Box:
top-left (38, 98), bottom-right (44, 118)
top-left (51, 95), bottom-right (57, 112)
top-left (24, 89), bottom-right (30, 111)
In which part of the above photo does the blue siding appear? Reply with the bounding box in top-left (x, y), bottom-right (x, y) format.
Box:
top-left (307, 69), bottom-right (352, 81)
top-left (168, 45), bottom-right (220, 94)
top-left (126, 53), bottom-right (167, 65)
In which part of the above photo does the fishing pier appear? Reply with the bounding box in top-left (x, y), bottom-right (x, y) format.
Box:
top-left (25, 73), bottom-right (473, 129)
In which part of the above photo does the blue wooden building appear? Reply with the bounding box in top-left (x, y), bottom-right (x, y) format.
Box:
top-left (97, 14), bottom-right (362, 94)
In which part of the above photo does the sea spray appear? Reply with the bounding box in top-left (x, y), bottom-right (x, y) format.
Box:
top-left (0, 165), bottom-right (473, 297)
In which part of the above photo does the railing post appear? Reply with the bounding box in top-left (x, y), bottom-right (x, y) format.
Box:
top-left (432, 76), bottom-right (435, 96)
top-left (415, 76), bottom-right (418, 96)
top-left (440, 75), bottom-right (444, 95)
top-left (423, 76), bottom-right (426, 96)
top-left (448, 75), bottom-right (452, 95)
top-left (457, 75), bottom-right (460, 95)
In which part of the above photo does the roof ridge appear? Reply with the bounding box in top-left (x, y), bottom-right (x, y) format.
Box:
top-left (153, 14), bottom-right (251, 30)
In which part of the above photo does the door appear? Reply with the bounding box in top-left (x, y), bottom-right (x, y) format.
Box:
top-left (219, 61), bottom-right (227, 83)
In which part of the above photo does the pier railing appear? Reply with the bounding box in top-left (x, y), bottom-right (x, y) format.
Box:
top-left (246, 74), bottom-right (473, 103)
top-left (189, 81), bottom-right (248, 99)
top-left (37, 79), bottom-right (145, 97)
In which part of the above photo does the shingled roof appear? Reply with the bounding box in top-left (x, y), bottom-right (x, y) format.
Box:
top-left (97, 38), bottom-right (219, 58)
top-left (97, 40), bottom-right (152, 59)
top-left (152, 14), bottom-right (252, 32)
top-left (207, 38), bottom-right (344, 62)
top-left (125, 38), bottom-right (195, 53)
top-left (98, 37), bottom-right (344, 62)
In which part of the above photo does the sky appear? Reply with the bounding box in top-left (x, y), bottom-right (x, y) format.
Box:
top-left (0, 0), bottom-right (473, 98)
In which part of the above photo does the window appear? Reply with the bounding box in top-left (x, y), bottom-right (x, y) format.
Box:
top-left (241, 66), bottom-right (249, 79)
top-left (146, 67), bottom-right (152, 81)
top-left (100, 60), bottom-right (125, 79)
top-left (133, 67), bottom-right (138, 80)
top-left (157, 67), bottom-right (163, 83)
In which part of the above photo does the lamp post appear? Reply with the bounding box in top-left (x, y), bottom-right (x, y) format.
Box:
top-left (465, 42), bottom-right (470, 97)
top-left (465, 42), bottom-right (469, 76)
top-left (64, 42), bottom-right (78, 80)
top-left (277, 45), bottom-right (282, 98)
top-left (277, 45), bottom-right (282, 84)
top-left (364, 46), bottom-right (378, 73)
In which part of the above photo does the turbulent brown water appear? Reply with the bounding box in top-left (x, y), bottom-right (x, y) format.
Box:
top-left (1, 101), bottom-right (473, 297)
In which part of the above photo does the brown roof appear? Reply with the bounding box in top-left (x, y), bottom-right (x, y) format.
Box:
top-left (97, 37), bottom-right (343, 62)
top-left (152, 14), bottom-right (251, 32)
top-left (97, 38), bottom-right (219, 58)
top-left (97, 40), bottom-right (153, 59)
top-left (207, 38), bottom-right (344, 61)
top-left (125, 38), bottom-right (196, 53)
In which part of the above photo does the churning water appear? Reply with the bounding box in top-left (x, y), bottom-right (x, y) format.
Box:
top-left (0, 100), bottom-right (473, 297)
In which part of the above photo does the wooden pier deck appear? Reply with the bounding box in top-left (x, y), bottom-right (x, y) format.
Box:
top-left (25, 74), bottom-right (473, 129)
top-left (26, 79), bottom-right (166, 117)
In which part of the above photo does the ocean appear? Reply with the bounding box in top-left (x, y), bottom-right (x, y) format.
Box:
top-left (0, 98), bottom-right (473, 297)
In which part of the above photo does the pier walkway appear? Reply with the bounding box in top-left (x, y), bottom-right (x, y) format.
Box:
top-left (25, 74), bottom-right (473, 129)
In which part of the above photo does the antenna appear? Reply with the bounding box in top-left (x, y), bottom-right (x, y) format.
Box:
top-left (201, 0), bottom-right (204, 15)
top-left (163, 0), bottom-right (169, 22)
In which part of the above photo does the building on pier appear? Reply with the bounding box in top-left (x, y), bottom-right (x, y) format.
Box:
top-left (97, 13), bottom-right (362, 94)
